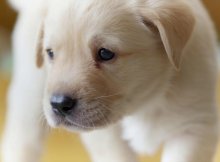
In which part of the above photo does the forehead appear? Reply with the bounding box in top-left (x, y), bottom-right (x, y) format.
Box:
top-left (46, 0), bottom-right (137, 22)
top-left (44, 0), bottom-right (139, 39)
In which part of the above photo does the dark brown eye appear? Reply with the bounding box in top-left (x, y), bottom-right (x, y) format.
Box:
top-left (97, 48), bottom-right (115, 61)
top-left (46, 49), bottom-right (54, 59)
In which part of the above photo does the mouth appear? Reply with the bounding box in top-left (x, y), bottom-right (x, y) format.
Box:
top-left (59, 119), bottom-right (95, 131)
top-left (45, 108), bottom-right (115, 132)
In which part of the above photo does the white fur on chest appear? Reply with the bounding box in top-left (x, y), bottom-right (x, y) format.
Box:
top-left (121, 104), bottom-right (167, 155)
top-left (120, 99), bottom-right (195, 155)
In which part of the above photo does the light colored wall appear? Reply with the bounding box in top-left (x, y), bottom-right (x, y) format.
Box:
top-left (0, 0), bottom-right (16, 31)
top-left (203, 0), bottom-right (220, 32)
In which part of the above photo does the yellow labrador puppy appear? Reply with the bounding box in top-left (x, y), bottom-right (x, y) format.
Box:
top-left (2, 0), bottom-right (219, 162)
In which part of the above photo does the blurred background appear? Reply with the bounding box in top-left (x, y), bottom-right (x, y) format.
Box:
top-left (0, 0), bottom-right (220, 162)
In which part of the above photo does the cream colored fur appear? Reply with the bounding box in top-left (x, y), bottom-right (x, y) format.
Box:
top-left (1, 0), bottom-right (219, 162)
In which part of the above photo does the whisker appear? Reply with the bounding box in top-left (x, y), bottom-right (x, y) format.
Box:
top-left (94, 92), bottom-right (121, 100)
top-left (102, 103), bottom-right (125, 120)
top-left (38, 112), bottom-right (52, 133)
top-left (98, 109), bottom-right (107, 124)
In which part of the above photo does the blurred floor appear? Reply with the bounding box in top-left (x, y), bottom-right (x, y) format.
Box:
top-left (0, 74), bottom-right (219, 162)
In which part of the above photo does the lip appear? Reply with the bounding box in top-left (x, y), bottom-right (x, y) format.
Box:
top-left (49, 111), bottom-right (104, 131)
top-left (45, 104), bottom-right (116, 131)
top-left (62, 119), bottom-right (96, 131)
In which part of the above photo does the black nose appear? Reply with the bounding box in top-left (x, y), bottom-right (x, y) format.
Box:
top-left (50, 95), bottom-right (77, 116)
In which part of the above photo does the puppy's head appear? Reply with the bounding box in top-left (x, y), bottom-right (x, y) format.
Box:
top-left (36, 0), bottom-right (195, 131)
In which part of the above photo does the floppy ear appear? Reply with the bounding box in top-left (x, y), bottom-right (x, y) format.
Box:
top-left (35, 3), bottom-right (47, 68)
top-left (36, 22), bottom-right (44, 68)
top-left (139, 2), bottom-right (195, 70)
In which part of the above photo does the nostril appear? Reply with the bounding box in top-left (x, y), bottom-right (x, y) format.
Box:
top-left (50, 95), bottom-right (77, 116)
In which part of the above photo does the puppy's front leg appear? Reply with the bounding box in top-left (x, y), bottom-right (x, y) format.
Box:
top-left (1, 75), bottom-right (47, 162)
top-left (162, 130), bottom-right (218, 162)
top-left (81, 124), bottom-right (137, 162)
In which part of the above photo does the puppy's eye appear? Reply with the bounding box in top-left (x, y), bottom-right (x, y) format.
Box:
top-left (46, 49), bottom-right (54, 59)
top-left (97, 48), bottom-right (115, 61)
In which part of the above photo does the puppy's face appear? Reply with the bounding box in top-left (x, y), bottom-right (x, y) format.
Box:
top-left (36, 0), bottom-right (195, 131)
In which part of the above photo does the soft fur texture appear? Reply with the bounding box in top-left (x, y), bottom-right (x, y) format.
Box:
top-left (1, 0), bottom-right (219, 162)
